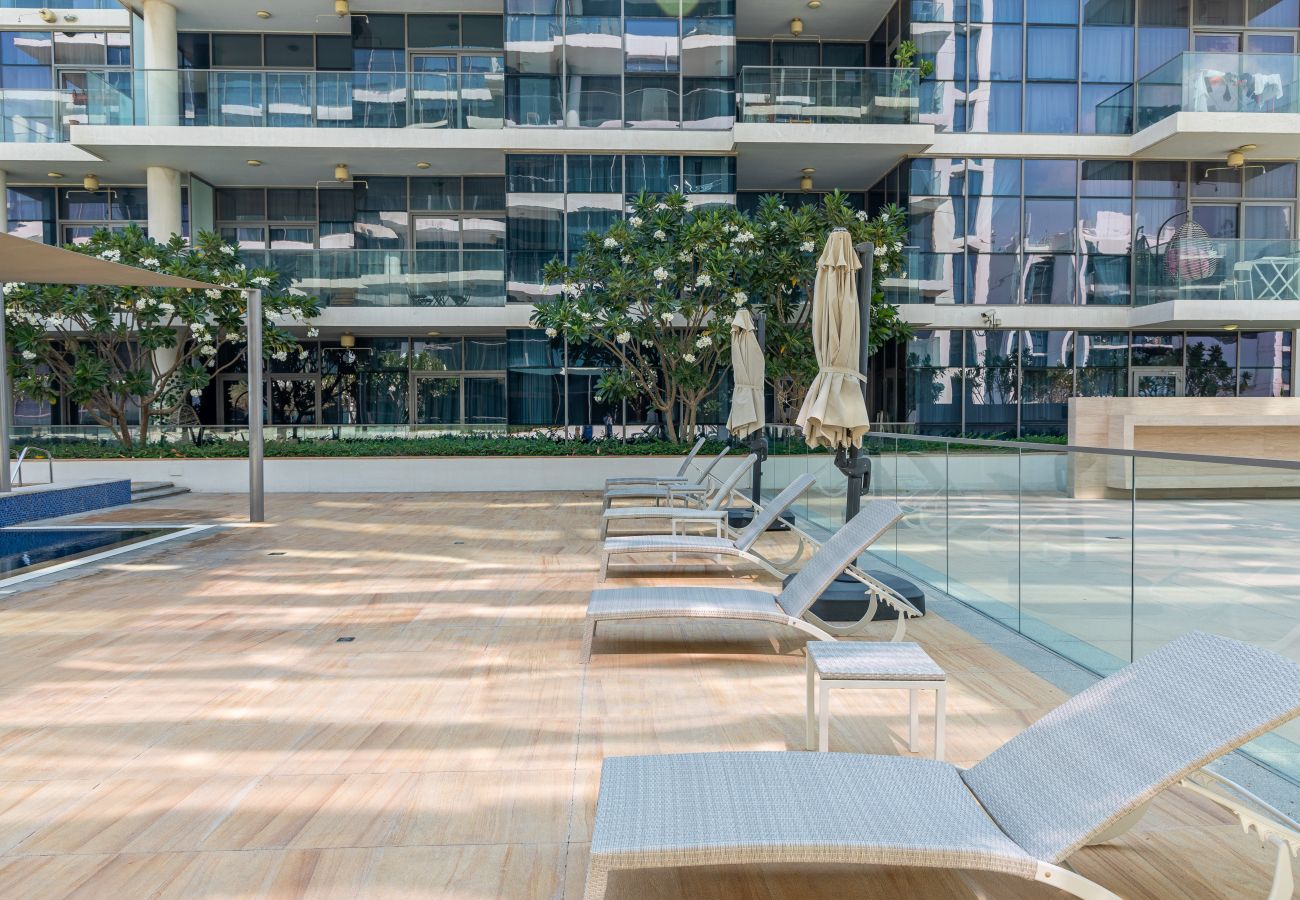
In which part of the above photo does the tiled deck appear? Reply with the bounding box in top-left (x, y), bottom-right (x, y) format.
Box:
top-left (0, 492), bottom-right (1288, 898)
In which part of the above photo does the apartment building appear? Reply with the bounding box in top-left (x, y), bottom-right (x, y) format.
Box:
top-left (1, 0), bottom-right (1297, 435)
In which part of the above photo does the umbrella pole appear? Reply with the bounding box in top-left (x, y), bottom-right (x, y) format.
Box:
top-left (748, 311), bottom-right (767, 507)
top-left (0, 291), bottom-right (10, 493)
top-left (834, 238), bottom-right (874, 521)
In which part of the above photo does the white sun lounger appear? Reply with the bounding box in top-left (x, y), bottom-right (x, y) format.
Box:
top-left (598, 474), bottom-right (816, 581)
top-left (601, 446), bottom-right (735, 509)
top-left (583, 630), bottom-right (1300, 900)
top-left (584, 500), bottom-right (916, 661)
top-left (599, 454), bottom-right (757, 539)
top-left (604, 436), bottom-right (706, 488)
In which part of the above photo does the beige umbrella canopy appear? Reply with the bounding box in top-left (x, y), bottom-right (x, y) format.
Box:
top-left (725, 307), bottom-right (764, 440)
top-left (0, 233), bottom-right (217, 290)
top-left (795, 229), bottom-right (871, 450)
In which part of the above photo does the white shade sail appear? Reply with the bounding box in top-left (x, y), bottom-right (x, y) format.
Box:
top-left (725, 307), bottom-right (764, 440)
top-left (0, 233), bottom-right (219, 290)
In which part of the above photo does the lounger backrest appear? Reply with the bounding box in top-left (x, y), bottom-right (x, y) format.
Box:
top-left (704, 454), bottom-right (757, 510)
top-left (674, 436), bottom-right (708, 477)
top-left (961, 630), bottom-right (1300, 864)
top-left (774, 500), bottom-right (903, 618)
top-left (734, 474), bottom-right (815, 552)
top-left (694, 445), bottom-right (733, 482)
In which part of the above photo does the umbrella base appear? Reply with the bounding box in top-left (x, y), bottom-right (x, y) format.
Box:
top-left (725, 507), bottom-right (793, 531)
top-left (793, 571), bottom-right (927, 622)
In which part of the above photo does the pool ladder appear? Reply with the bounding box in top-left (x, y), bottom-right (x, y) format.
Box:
top-left (12, 446), bottom-right (53, 486)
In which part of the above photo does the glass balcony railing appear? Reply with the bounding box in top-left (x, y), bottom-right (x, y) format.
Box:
top-left (738, 66), bottom-right (922, 124)
top-left (77, 68), bottom-right (506, 129)
top-left (762, 430), bottom-right (1300, 782)
top-left (1096, 51), bottom-right (1300, 134)
top-left (253, 249), bottom-right (505, 308)
top-left (1134, 238), bottom-right (1300, 305)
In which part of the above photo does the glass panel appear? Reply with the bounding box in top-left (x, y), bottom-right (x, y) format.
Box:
top-left (409, 14), bottom-right (460, 48)
top-left (1026, 25), bottom-right (1079, 80)
top-left (625, 18), bottom-right (680, 72)
top-left (212, 33), bottom-right (262, 67)
top-left (465, 338), bottom-right (507, 370)
top-left (465, 377), bottom-right (506, 424)
top-left (624, 75), bottom-right (679, 127)
top-left (412, 338), bottom-right (463, 371)
top-left (414, 216), bottom-right (461, 249)
top-left (270, 378), bottom-right (317, 424)
top-left (1185, 332), bottom-right (1238, 396)
top-left (1132, 332), bottom-right (1184, 365)
top-left (415, 377), bottom-right (461, 424)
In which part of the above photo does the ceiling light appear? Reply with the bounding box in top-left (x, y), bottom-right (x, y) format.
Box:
top-left (334, 163), bottom-right (351, 183)
top-left (339, 332), bottom-right (356, 348)
top-left (37, 9), bottom-right (56, 24)
top-left (256, 10), bottom-right (272, 19)
top-left (1223, 323), bottom-right (1239, 331)
top-left (246, 159), bottom-right (262, 167)
top-left (82, 174), bottom-right (99, 192)
top-left (426, 330), bottom-right (441, 336)
top-left (799, 167), bottom-right (815, 191)
top-left (807, 0), bottom-right (822, 7)
top-left (335, 0), bottom-right (350, 17)
top-left (46, 171), bottom-right (63, 179)
top-left (790, 17), bottom-right (804, 36)
top-left (1227, 149), bottom-right (1245, 169)
top-left (416, 161), bottom-right (431, 170)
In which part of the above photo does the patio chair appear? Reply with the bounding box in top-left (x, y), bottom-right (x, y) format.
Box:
top-left (583, 500), bottom-right (915, 662)
top-left (601, 446), bottom-right (734, 509)
top-left (598, 474), bottom-right (816, 581)
top-left (604, 436), bottom-right (706, 489)
top-left (583, 630), bottom-right (1300, 900)
top-left (599, 454), bottom-right (757, 540)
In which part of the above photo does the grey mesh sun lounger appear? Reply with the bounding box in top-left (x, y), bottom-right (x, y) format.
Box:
top-left (599, 474), bottom-right (816, 581)
top-left (601, 446), bottom-right (734, 509)
top-left (604, 436), bottom-right (706, 488)
top-left (600, 454), bottom-right (757, 539)
top-left (584, 500), bottom-right (917, 661)
top-left (583, 631), bottom-right (1300, 900)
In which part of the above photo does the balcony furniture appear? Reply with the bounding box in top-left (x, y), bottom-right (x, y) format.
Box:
top-left (604, 435), bottom-right (706, 488)
top-left (598, 474), bottom-right (815, 581)
top-left (582, 631), bottom-right (1300, 900)
top-left (582, 500), bottom-right (915, 662)
top-left (600, 446), bottom-right (737, 510)
top-left (1247, 256), bottom-right (1300, 300)
top-left (599, 454), bottom-right (756, 539)
top-left (804, 640), bottom-right (947, 757)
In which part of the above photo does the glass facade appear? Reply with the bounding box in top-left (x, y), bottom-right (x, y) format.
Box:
top-left (0, 28), bottom-right (130, 142)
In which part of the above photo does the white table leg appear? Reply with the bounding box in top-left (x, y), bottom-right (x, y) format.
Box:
top-left (818, 682), bottom-right (831, 752)
top-left (935, 682), bottom-right (947, 762)
top-left (909, 688), bottom-right (920, 752)
top-left (805, 658), bottom-right (816, 751)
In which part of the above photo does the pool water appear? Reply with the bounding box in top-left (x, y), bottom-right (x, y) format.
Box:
top-left (0, 528), bottom-right (168, 575)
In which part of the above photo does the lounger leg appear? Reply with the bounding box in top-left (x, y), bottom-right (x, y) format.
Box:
top-left (598, 552), bottom-right (609, 582)
top-left (1034, 863), bottom-right (1122, 899)
top-left (583, 861), bottom-right (610, 900)
top-left (909, 688), bottom-right (920, 752)
top-left (580, 618), bottom-right (597, 663)
top-left (935, 683), bottom-right (947, 762)
top-left (818, 682), bottom-right (831, 751)
top-left (805, 657), bottom-right (816, 750)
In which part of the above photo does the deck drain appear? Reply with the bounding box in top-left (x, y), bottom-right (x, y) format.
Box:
top-left (453, 541), bottom-right (465, 545)
top-left (336, 636), bottom-right (355, 643)
top-left (267, 551), bottom-right (287, 556)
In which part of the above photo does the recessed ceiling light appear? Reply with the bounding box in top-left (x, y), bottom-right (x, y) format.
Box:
top-left (807, 0), bottom-right (822, 7)
top-left (426, 330), bottom-right (441, 336)
top-left (46, 171), bottom-right (63, 179)
top-left (1223, 323), bottom-right (1239, 331)
top-left (246, 159), bottom-right (262, 166)
top-left (256, 10), bottom-right (272, 18)
top-left (416, 161), bottom-right (431, 169)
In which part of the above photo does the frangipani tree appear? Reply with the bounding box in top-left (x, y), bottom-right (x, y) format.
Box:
top-left (746, 192), bottom-right (912, 422)
top-left (4, 226), bottom-right (320, 447)
top-left (532, 192), bottom-right (755, 441)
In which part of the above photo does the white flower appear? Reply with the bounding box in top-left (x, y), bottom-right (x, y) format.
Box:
top-left (855, 210), bottom-right (869, 222)
top-left (800, 240), bottom-right (816, 252)
top-left (272, 350), bottom-right (288, 362)
top-left (653, 229), bottom-right (666, 241)
top-left (189, 322), bottom-right (206, 333)
top-left (682, 352), bottom-right (696, 363)
top-left (695, 335), bottom-right (712, 349)
top-left (621, 254), bottom-right (632, 264)
top-left (659, 311), bottom-right (674, 322)
top-left (158, 302), bottom-right (174, 314)
top-left (140, 257), bottom-right (159, 268)
top-left (579, 311), bottom-right (593, 321)
top-left (3, 282), bottom-right (22, 294)
top-left (723, 223), bottom-right (738, 234)
top-left (655, 202), bottom-right (668, 211)
top-left (900, 271), bottom-right (908, 279)
top-left (695, 273), bottom-right (712, 288)
top-left (732, 290), bottom-right (748, 305)
top-left (732, 230), bottom-right (754, 244)
top-left (653, 266), bottom-right (669, 282)
top-left (677, 251), bottom-right (691, 262)
top-left (20, 350), bottom-right (35, 361)
top-left (200, 344), bottom-right (216, 356)
top-left (307, 327), bottom-right (319, 338)
top-left (134, 299), bottom-right (149, 310)
top-left (545, 326), bottom-right (558, 338)
top-left (561, 282), bottom-right (580, 297)
top-left (204, 288), bottom-right (222, 300)
top-left (603, 237), bottom-right (619, 249)
top-left (99, 249), bottom-right (121, 262)
top-left (251, 275), bottom-right (272, 288)
top-left (629, 216), bottom-right (643, 227)
top-left (236, 263), bottom-right (247, 272)
top-left (190, 389), bottom-right (203, 398)
top-left (220, 245), bottom-right (237, 256)
top-left (616, 330), bottom-right (632, 344)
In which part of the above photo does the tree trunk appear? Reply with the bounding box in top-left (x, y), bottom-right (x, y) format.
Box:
top-left (137, 402), bottom-right (151, 448)
top-left (114, 407), bottom-right (134, 449)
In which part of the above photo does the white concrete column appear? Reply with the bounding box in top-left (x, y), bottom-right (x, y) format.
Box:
top-left (146, 166), bottom-right (183, 241)
top-left (142, 0), bottom-right (178, 126)
top-left (0, 170), bottom-right (8, 233)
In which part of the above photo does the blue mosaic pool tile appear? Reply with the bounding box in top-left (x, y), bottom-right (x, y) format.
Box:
top-left (0, 480), bottom-right (132, 527)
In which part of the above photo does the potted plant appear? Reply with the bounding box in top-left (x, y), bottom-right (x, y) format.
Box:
top-left (877, 40), bottom-right (934, 115)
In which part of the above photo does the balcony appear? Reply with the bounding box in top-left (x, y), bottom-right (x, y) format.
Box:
top-left (256, 249), bottom-right (506, 309)
top-left (738, 66), bottom-right (922, 125)
top-left (1095, 52), bottom-right (1300, 156)
top-left (76, 69), bottom-right (506, 130)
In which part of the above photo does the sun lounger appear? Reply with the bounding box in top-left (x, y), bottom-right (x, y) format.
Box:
top-left (583, 630), bottom-right (1300, 899)
top-left (598, 474), bottom-right (816, 581)
top-left (601, 446), bottom-right (735, 510)
top-left (583, 500), bottom-right (915, 661)
top-left (604, 436), bottom-right (706, 488)
top-left (599, 454), bottom-right (757, 539)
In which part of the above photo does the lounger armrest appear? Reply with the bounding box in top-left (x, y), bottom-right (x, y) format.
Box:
top-left (842, 564), bottom-right (924, 619)
top-left (604, 475), bottom-right (692, 487)
top-left (1179, 771), bottom-right (1300, 900)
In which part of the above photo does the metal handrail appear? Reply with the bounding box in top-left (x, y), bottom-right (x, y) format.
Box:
top-left (12, 446), bottom-right (53, 487)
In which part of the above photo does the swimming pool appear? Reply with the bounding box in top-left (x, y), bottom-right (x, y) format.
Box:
top-left (0, 528), bottom-right (173, 576)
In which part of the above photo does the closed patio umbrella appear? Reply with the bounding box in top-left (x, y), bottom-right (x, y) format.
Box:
top-left (796, 228), bottom-right (871, 451)
top-left (725, 307), bottom-right (764, 441)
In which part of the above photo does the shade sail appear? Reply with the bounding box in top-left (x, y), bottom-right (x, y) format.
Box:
top-left (795, 230), bottom-right (870, 450)
top-left (0, 233), bottom-right (219, 290)
top-left (725, 307), bottom-right (765, 440)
